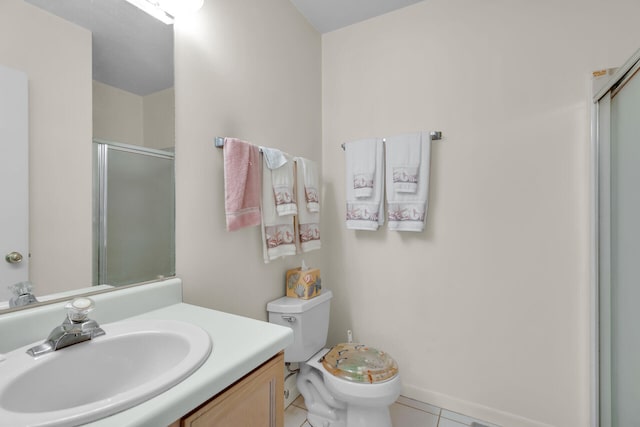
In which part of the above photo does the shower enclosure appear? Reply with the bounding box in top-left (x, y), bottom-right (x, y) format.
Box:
top-left (93, 141), bottom-right (175, 287)
top-left (593, 48), bottom-right (640, 427)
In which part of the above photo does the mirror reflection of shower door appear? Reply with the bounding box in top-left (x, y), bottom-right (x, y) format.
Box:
top-left (94, 142), bottom-right (175, 287)
top-left (597, 55), bottom-right (640, 427)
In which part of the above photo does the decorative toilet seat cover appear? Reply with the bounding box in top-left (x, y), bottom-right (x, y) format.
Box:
top-left (321, 343), bottom-right (398, 384)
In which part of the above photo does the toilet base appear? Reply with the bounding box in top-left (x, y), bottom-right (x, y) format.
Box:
top-left (297, 360), bottom-right (395, 427)
top-left (298, 363), bottom-right (346, 427)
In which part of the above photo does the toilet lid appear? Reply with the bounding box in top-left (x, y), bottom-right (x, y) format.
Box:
top-left (321, 343), bottom-right (398, 384)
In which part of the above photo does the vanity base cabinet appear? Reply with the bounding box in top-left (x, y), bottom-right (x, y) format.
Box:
top-left (173, 352), bottom-right (284, 427)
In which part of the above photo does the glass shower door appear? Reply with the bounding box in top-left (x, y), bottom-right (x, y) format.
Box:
top-left (608, 69), bottom-right (640, 427)
top-left (597, 54), bottom-right (640, 427)
top-left (94, 142), bottom-right (175, 286)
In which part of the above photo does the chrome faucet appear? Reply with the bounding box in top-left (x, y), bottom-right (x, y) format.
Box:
top-left (26, 297), bottom-right (105, 357)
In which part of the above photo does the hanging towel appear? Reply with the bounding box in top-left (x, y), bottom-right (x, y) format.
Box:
top-left (385, 132), bottom-right (432, 232)
top-left (261, 156), bottom-right (297, 262)
top-left (347, 138), bottom-right (378, 198)
top-left (344, 138), bottom-right (385, 230)
top-left (295, 157), bottom-right (321, 252)
top-left (223, 138), bottom-right (261, 231)
top-left (386, 133), bottom-right (422, 193)
top-left (300, 157), bottom-right (320, 213)
top-left (260, 146), bottom-right (287, 170)
top-left (271, 153), bottom-right (297, 216)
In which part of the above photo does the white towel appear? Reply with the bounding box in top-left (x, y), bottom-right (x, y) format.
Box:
top-left (344, 138), bottom-right (384, 230)
top-left (386, 133), bottom-right (422, 193)
top-left (261, 156), bottom-right (296, 263)
top-left (271, 153), bottom-right (297, 216)
top-left (260, 146), bottom-right (287, 170)
top-left (385, 132), bottom-right (432, 232)
top-left (295, 157), bottom-right (321, 252)
top-left (347, 138), bottom-right (377, 198)
top-left (300, 157), bottom-right (320, 213)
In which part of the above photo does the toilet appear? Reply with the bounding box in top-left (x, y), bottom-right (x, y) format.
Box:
top-left (267, 290), bottom-right (401, 427)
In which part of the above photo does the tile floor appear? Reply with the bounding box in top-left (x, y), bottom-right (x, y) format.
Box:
top-left (284, 395), bottom-right (501, 427)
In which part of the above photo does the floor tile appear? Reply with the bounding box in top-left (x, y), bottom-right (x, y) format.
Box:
top-left (438, 418), bottom-right (468, 427)
top-left (390, 402), bottom-right (439, 427)
top-left (440, 409), bottom-right (500, 427)
top-left (285, 393), bottom-right (499, 427)
top-left (284, 403), bottom-right (308, 427)
top-left (292, 394), bottom-right (307, 410)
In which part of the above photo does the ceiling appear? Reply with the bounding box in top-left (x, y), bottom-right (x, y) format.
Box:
top-left (25, 0), bottom-right (173, 96)
top-left (290, 0), bottom-right (424, 33)
top-left (23, 0), bottom-right (421, 95)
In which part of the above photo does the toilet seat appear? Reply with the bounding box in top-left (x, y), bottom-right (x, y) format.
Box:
top-left (321, 343), bottom-right (398, 384)
top-left (306, 347), bottom-right (401, 407)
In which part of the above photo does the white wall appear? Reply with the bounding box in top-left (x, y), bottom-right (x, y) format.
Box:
top-left (174, 0), bottom-right (321, 320)
top-left (321, 1), bottom-right (640, 426)
top-left (0, 0), bottom-right (92, 296)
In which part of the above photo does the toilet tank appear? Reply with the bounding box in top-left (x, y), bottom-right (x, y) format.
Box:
top-left (267, 290), bottom-right (332, 363)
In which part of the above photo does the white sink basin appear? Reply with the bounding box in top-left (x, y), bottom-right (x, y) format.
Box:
top-left (0, 318), bottom-right (212, 426)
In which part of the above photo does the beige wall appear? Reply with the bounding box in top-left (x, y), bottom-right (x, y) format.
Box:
top-left (93, 81), bottom-right (144, 146)
top-left (4, 0), bottom-right (636, 424)
top-left (0, 0), bottom-right (92, 295)
top-left (94, 82), bottom-right (175, 150)
top-left (174, 0), bottom-right (321, 320)
top-left (322, 0), bottom-right (640, 426)
top-left (144, 87), bottom-right (175, 150)
top-left (6, 0), bottom-right (626, 423)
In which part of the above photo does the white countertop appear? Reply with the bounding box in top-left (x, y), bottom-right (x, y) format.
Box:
top-left (0, 279), bottom-right (293, 426)
top-left (84, 302), bottom-right (293, 427)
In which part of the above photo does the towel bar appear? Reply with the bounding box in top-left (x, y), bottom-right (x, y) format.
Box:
top-left (215, 133), bottom-right (443, 150)
top-left (214, 137), bottom-right (265, 152)
top-left (340, 131), bottom-right (442, 150)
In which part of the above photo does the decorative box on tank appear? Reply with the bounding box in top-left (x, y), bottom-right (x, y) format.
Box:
top-left (286, 267), bottom-right (321, 299)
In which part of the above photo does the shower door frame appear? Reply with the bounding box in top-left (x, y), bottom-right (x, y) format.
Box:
top-left (93, 139), bottom-right (175, 286)
top-left (592, 47), bottom-right (640, 427)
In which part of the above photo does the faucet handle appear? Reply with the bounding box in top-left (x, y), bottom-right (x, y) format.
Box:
top-left (65, 297), bottom-right (95, 322)
top-left (8, 281), bottom-right (39, 308)
top-left (9, 281), bottom-right (34, 296)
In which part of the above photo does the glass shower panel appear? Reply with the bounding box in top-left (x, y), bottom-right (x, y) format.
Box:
top-left (100, 145), bottom-right (175, 286)
top-left (609, 69), bottom-right (640, 427)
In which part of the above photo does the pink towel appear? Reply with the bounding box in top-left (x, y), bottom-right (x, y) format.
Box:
top-left (223, 138), bottom-right (261, 231)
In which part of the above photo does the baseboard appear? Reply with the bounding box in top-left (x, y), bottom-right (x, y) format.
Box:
top-left (402, 384), bottom-right (554, 427)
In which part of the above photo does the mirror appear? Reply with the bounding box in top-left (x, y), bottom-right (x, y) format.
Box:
top-left (0, 0), bottom-right (175, 311)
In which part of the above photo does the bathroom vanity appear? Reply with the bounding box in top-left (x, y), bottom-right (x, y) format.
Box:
top-left (0, 279), bottom-right (293, 427)
top-left (171, 352), bottom-right (284, 426)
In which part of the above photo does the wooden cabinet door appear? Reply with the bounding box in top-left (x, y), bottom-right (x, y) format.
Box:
top-left (181, 352), bottom-right (284, 427)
